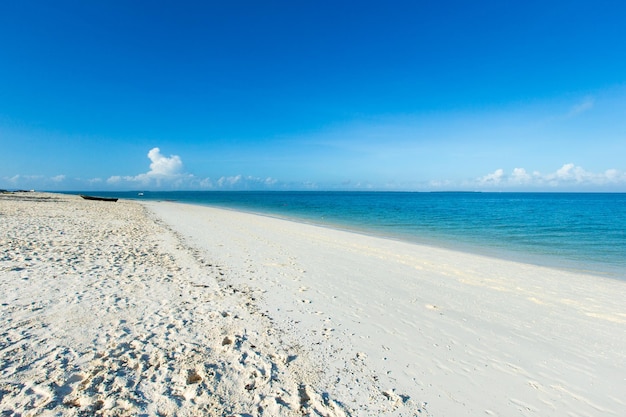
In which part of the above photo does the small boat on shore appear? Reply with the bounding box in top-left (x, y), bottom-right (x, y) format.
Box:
top-left (80, 195), bottom-right (118, 202)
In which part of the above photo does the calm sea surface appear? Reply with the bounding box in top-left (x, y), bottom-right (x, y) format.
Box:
top-left (72, 192), bottom-right (626, 280)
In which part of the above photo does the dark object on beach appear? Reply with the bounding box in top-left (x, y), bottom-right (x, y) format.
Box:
top-left (80, 195), bottom-right (118, 202)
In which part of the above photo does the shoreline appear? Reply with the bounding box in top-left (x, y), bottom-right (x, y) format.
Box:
top-left (144, 198), bottom-right (625, 281)
top-left (2, 193), bottom-right (625, 416)
top-left (57, 191), bottom-right (626, 280)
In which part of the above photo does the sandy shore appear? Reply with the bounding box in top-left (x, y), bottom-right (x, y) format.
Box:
top-left (1, 193), bottom-right (625, 416)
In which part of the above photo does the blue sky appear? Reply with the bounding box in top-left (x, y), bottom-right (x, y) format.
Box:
top-left (1, 1), bottom-right (625, 191)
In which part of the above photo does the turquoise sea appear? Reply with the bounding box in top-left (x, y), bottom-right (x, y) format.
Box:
top-left (71, 192), bottom-right (626, 280)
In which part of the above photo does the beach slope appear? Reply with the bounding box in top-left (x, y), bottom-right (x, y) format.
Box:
top-left (146, 200), bottom-right (626, 417)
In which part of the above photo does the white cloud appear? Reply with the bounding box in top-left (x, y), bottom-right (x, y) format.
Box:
top-left (0, 174), bottom-right (75, 191)
top-left (551, 163), bottom-right (585, 183)
top-left (202, 175), bottom-right (278, 190)
top-left (478, 169), bottom-right (504, 185)
top-left (7, 174), bottom-right (43, 183)
top-left (107, 147), bottom-right (188, 187)
top-left (146, 147), bottom-right (183, 176)
top-left (474, 163), bottom-right (626, 189)
top-left (605, 169), bottom-right (620, 181)
top-left (510, 168), bottom-right (532, 184)
top-left (217, 175), bottom-right (243, 188)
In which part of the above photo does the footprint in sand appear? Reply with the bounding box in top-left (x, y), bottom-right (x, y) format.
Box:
top-left (186, 369), bottom-right (203, 384)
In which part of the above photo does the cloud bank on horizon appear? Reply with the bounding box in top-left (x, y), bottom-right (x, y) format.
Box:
top-left (476, 164), bottom-right (626, 189)
top-left (3, 147), bottom-right (625, 192)
top-left (106, 148), bottom-right (279, 191)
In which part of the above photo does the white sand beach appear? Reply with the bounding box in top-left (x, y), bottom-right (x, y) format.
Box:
top-left (1, 193), bottom-right (625, 416)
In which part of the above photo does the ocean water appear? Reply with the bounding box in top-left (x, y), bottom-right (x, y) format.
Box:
top-left (73, 191), bottom-right (626, 280)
